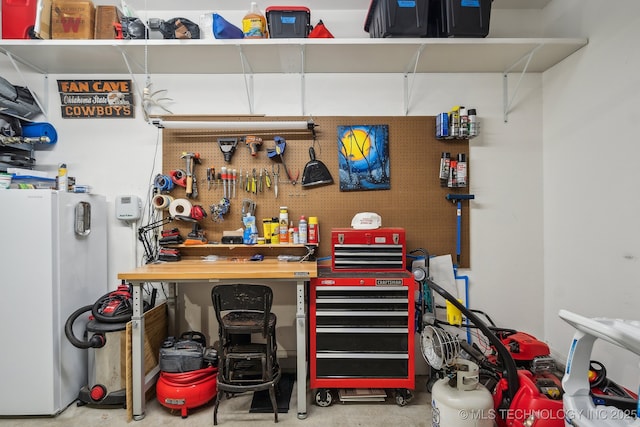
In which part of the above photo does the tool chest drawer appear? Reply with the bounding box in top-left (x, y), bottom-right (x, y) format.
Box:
top-left (315, 356), bottom-right (409, 378)
top-left (310, 270), bottom-right (415, 388)
top-left (315, 331), bottom-right (408, 352)
top-left (331, 227), bottom-right (406, 271)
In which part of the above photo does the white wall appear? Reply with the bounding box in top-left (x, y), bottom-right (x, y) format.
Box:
top-left (0, 1), bottom-right (552, 374)
top-left (542, 0), bottom-right (640, 386)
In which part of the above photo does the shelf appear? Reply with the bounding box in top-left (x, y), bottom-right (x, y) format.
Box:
top-left (117, 0), bottom-right (551, 12)
top-left (168, 243), bottom-right (316, 249)
top-left (0, 38), bottom-right (587, 75)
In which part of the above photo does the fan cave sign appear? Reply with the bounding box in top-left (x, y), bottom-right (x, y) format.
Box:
top-left (57, 80), bottom-right (135, 118)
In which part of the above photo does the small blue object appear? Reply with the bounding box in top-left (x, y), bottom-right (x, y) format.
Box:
top-left (250, 254), bottom-right (264, 261)
top-left (461, 0), bottom-right (480, 7)
top-left (436, 112), bottom-right (449, 138)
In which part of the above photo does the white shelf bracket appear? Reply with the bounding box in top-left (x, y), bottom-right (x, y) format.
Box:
top-left (117, 47), bottom-right (146, 113)
top-left (300, 44), bottom-right (306, 116)
top-left (0, 48), bottom-right (49, 120)
top-left (403, 44), bottom-right (426, 116)
top-left (237, 45), bottom-right (255, 115)
top-left (502, 44), bottom-right (542, 123)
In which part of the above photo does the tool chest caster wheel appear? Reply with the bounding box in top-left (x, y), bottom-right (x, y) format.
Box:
top-left (314, 389), bottom-right (334, 407)
top-left (395, 389), bottom-right (413, 406)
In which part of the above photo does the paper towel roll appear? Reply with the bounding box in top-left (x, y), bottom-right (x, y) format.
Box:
top-left (169, 198), bottom-right (192, 217)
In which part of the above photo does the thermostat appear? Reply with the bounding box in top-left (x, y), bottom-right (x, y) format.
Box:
top-left (116, 195), bottom-right (142, 221)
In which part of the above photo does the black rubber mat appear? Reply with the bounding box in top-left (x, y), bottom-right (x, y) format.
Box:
top-left (249, 373), bottom-right (295, 413)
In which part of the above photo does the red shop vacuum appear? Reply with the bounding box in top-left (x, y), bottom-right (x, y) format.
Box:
top-left (156, 331), bottom-right (219, 418)
top-left (65, 282), bottom-right (156, 407)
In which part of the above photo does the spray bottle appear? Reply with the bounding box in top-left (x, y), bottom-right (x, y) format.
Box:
top-left (57, 163), bottom-right (68, 191)
top-left (308, 217), bottom-right (319, 244)
top-left (243, 213), bottom-right (258, 244)
top-left (298, 216), bottom-right (308, 244)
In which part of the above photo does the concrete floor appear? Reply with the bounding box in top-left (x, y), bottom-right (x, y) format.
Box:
top-left (0, 377), bottom-right (432, 427)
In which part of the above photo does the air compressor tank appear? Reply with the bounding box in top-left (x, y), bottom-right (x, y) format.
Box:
top-left (431, 359), bottom-right (494, 427)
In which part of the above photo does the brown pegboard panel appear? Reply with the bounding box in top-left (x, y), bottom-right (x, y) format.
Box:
top-left (160, 115), bottom-right (471, 267)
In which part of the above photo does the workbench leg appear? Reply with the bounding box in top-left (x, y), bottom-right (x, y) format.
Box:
top-left (166, 282), bottom-right (178, 336)
top-left (131, 282), bottom-right (146, 420)
top-left (296, 280), bottom-right (308, 419)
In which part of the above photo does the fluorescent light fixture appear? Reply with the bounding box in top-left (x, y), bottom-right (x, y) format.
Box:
top-left (151, 118), bottom-right (315, 131)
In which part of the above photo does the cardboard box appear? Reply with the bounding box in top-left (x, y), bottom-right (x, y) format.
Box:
top-left (51, 0), bottom-right (95, 39)
top-left (94, 5), bottom-right (123, 39)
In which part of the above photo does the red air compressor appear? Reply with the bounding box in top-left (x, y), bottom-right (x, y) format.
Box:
top-left (156, 332), bottom-right (218, 418)
top-left (156, 366), bottom-right (218, 418)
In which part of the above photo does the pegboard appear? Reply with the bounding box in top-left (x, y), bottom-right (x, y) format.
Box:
top-left (160, 115), bottom-right (472, 267)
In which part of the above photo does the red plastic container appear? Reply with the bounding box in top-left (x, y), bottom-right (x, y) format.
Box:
top-left (2, 0), bottom-right (37, 39)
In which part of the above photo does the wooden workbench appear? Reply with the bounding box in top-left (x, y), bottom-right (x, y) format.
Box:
top-left (118, 257), bottom-right (317, 421)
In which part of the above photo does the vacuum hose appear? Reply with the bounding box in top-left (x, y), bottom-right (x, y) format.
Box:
top-left (426, 279), bottom-right (520, 404)
top-left (64, 305), bottom-right (106, 349)
top-left (91, 288), bottom-right (134, 324)
top-left (91, 286), bottom-right (157, 324)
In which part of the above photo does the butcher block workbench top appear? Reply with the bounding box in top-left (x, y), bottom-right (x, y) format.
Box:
top-left (118, 258), bottom-right (317, 282)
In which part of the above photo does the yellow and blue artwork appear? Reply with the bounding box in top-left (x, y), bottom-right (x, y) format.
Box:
top-left (337, 124), bottom-right (390, 192)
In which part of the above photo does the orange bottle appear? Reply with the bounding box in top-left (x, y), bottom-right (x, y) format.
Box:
top-left (242, 2), bottom-right (268, 39)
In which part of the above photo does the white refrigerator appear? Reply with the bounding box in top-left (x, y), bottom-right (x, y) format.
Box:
top-left (0, 190), bottom-right (108, 415)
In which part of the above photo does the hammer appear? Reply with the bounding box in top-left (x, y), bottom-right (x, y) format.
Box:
top-left (181, 152), bottom-right (201, 198)
top-left (245, 135), bottom-right (263, 157)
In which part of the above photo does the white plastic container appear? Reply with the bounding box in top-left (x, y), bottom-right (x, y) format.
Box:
top-left (279, 206), bottom-right (289, 244)
top-left (0, 173), bottom-right (11, 189)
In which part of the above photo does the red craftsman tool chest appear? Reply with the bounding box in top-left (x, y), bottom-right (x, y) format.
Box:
top-left (309, 267), bottom-right (415, 406)
top-left (331, 227), bottom-right (406, 272)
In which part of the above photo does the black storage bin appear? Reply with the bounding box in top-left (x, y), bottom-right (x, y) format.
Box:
top-left (428, 0), bottom-right (492, 38)
top-left (364, 0), bottom-right (429, 38)
top-left (266, 6), bottom-right (312, 38)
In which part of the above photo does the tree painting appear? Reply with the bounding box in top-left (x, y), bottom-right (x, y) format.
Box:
top-left (337, 125), bottom-right (390, 192)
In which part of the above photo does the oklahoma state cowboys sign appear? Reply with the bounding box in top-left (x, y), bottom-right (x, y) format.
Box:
top-left (57, 80), bottom-right (135, 118)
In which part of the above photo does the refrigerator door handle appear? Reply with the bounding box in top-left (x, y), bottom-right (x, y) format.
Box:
top-left (74, 201), bottom-right (92, 236)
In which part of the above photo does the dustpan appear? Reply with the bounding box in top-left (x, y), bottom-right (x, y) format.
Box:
top-left (302, 146), bottom-right (333, 187)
